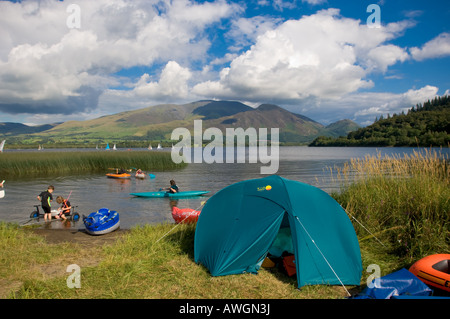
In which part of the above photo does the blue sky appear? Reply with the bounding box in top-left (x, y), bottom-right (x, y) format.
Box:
top-left (0, 0), bottom-right (449, 126)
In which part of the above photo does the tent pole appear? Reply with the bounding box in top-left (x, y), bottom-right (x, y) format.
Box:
top-left (295, 216), bottom-right (351, 297)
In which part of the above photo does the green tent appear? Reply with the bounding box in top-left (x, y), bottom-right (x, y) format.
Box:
top-left (194, 175), bottom-right (362, 288)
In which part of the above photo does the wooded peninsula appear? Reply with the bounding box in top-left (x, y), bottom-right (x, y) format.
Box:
top-left (310, 96), bottom-right (450, 147)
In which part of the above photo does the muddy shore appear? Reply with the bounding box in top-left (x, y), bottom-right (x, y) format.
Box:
top-left (28, 228), bottom-right (127, 246)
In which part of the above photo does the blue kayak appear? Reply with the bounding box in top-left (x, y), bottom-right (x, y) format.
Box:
top-left (83, 208), bottom-right (120, 235)
top-left (130, 190), bottom-right (209, 198)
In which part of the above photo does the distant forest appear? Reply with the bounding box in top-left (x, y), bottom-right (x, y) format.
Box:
top-left (310, 95), bottom-right (450, 147)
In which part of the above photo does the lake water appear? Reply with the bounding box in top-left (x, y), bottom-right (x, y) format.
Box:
top-left (0, 146), bottom-right (448, 230)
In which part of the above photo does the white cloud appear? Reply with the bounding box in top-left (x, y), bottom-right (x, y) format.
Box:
top-left (133, 61), bottom-right (192, 100)
top-left (366, 44), bottom-right (409, 72)
top-left (0, 1), bottom-right (448, 127)
top-left (193, 9), bottom-right (411, 104)
top-left (226, 15), bottom-right (283, 51)
top-left (410, 32), bottom-right (450, 61)
top-left (0, 0), bottom-right (238, 115)
top-left (276, 85), bottom-right (439, 126)
top-left (334, 85), bottom-right (439, 125)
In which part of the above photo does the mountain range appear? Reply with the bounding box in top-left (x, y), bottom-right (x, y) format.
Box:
top-left (0, 100), bottom-right (360, 146)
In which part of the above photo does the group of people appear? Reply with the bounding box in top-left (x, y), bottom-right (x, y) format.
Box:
top-left (37, 185), bottom-right (72, 221)
top-left (36, 179), bottom-right (178, 222)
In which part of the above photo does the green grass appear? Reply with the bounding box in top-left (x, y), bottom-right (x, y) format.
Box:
top-left (1, 223), bottom-right (356, 299)
top-left (0, 151), bottom-right (186, 177)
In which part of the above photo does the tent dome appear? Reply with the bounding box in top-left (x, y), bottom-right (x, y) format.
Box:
top-left (194, 175), bottom-right (362, 288)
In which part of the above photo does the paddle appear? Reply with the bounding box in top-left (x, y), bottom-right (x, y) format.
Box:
top-left (108, 168), bottom-right (132, 172)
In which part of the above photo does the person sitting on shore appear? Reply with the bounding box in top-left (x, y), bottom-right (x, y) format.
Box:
top-left (55, 195), bottom-right (71, 221)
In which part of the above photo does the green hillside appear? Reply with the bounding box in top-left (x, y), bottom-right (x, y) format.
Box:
top-left (310, 96), bottom-right (450, 147)
top-left (1, 100), bottom-right (360, 147)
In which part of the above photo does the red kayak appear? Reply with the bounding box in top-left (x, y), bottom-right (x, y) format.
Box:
top-left (172, 206), bottom-right (201, 224)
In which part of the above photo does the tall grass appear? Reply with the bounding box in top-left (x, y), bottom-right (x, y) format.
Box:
top-left (331, 149), bottom-right (449, 260)
top-left (0, 151), bottom-right (186, 177)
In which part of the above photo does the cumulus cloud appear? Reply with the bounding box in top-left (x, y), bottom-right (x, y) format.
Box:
top-left (0, 0), bottom-right (237, 115)
top-left (410, 32), bottom-right (450, 61)
top-left (132, 61), bottom-right (192, 101)
top-left (308, 85), bottom-right (440, 125)
top-left (366, 44), bottom-right (409, 72)
top-left (1, 1), bottom-right (448, 127)
top-left (226, 15), bottom-right (283, 52)
top-left (193, 9), bottom-right (411, 103)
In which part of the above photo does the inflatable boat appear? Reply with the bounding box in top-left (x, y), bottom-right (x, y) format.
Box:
top-left (409, 254), bottom-right (450, 292)
top-left (172, 206), bottom-right (201, 224)
top-left (83, 208), bottom-right (120, 235)
top-left (106, 173), bottom-right (131, 179)
top-left (130, 190), bottom-right (209, 198)
top-left (135, 172), bottom-right (146, 179)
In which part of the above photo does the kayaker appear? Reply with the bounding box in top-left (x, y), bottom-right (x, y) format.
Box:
top-left (162, 180), bottom-right (179, 193)
top-left (55, 195), bottom-right (71, 221)
top-left (37, 185), bottom-right (54, 221)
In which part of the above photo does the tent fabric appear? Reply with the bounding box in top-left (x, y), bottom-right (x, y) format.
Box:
top-left (194, 175), bottom-right (362, 288)
top-left (268, 227), bottom-right (293, 257)
top-left (353, 268), bottom-right (433, 299)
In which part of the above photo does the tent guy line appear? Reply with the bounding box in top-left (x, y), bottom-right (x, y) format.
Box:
top-left (294, 215), bottom-right (351, 297)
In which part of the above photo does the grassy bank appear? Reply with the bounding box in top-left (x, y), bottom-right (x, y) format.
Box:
top-left (0, 151), bottom-right (186, 177)
top-left (0, 222), bottom-right (354, 299)
top-left (330, 149), bottom-right (449, 261)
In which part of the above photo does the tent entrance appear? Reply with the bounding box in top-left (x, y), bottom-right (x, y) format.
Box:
top-left (267, 212), bottom-right (293, 258)
top-left (262, 212), bottom-right (297, 277)
top-left (268, 226), bottom-right (293, 258)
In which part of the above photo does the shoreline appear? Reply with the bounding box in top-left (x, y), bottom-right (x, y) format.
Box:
top-left (28, 227), bottom-right (128, 246)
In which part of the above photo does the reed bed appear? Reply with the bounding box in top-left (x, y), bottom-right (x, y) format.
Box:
top-left (0, 151), bottom-right (186, 177)
top-left (331, 149), bottom-right (449, 260)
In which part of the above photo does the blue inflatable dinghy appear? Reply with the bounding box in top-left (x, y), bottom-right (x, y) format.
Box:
top-left (83, 208), bottom-right (120, 235)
